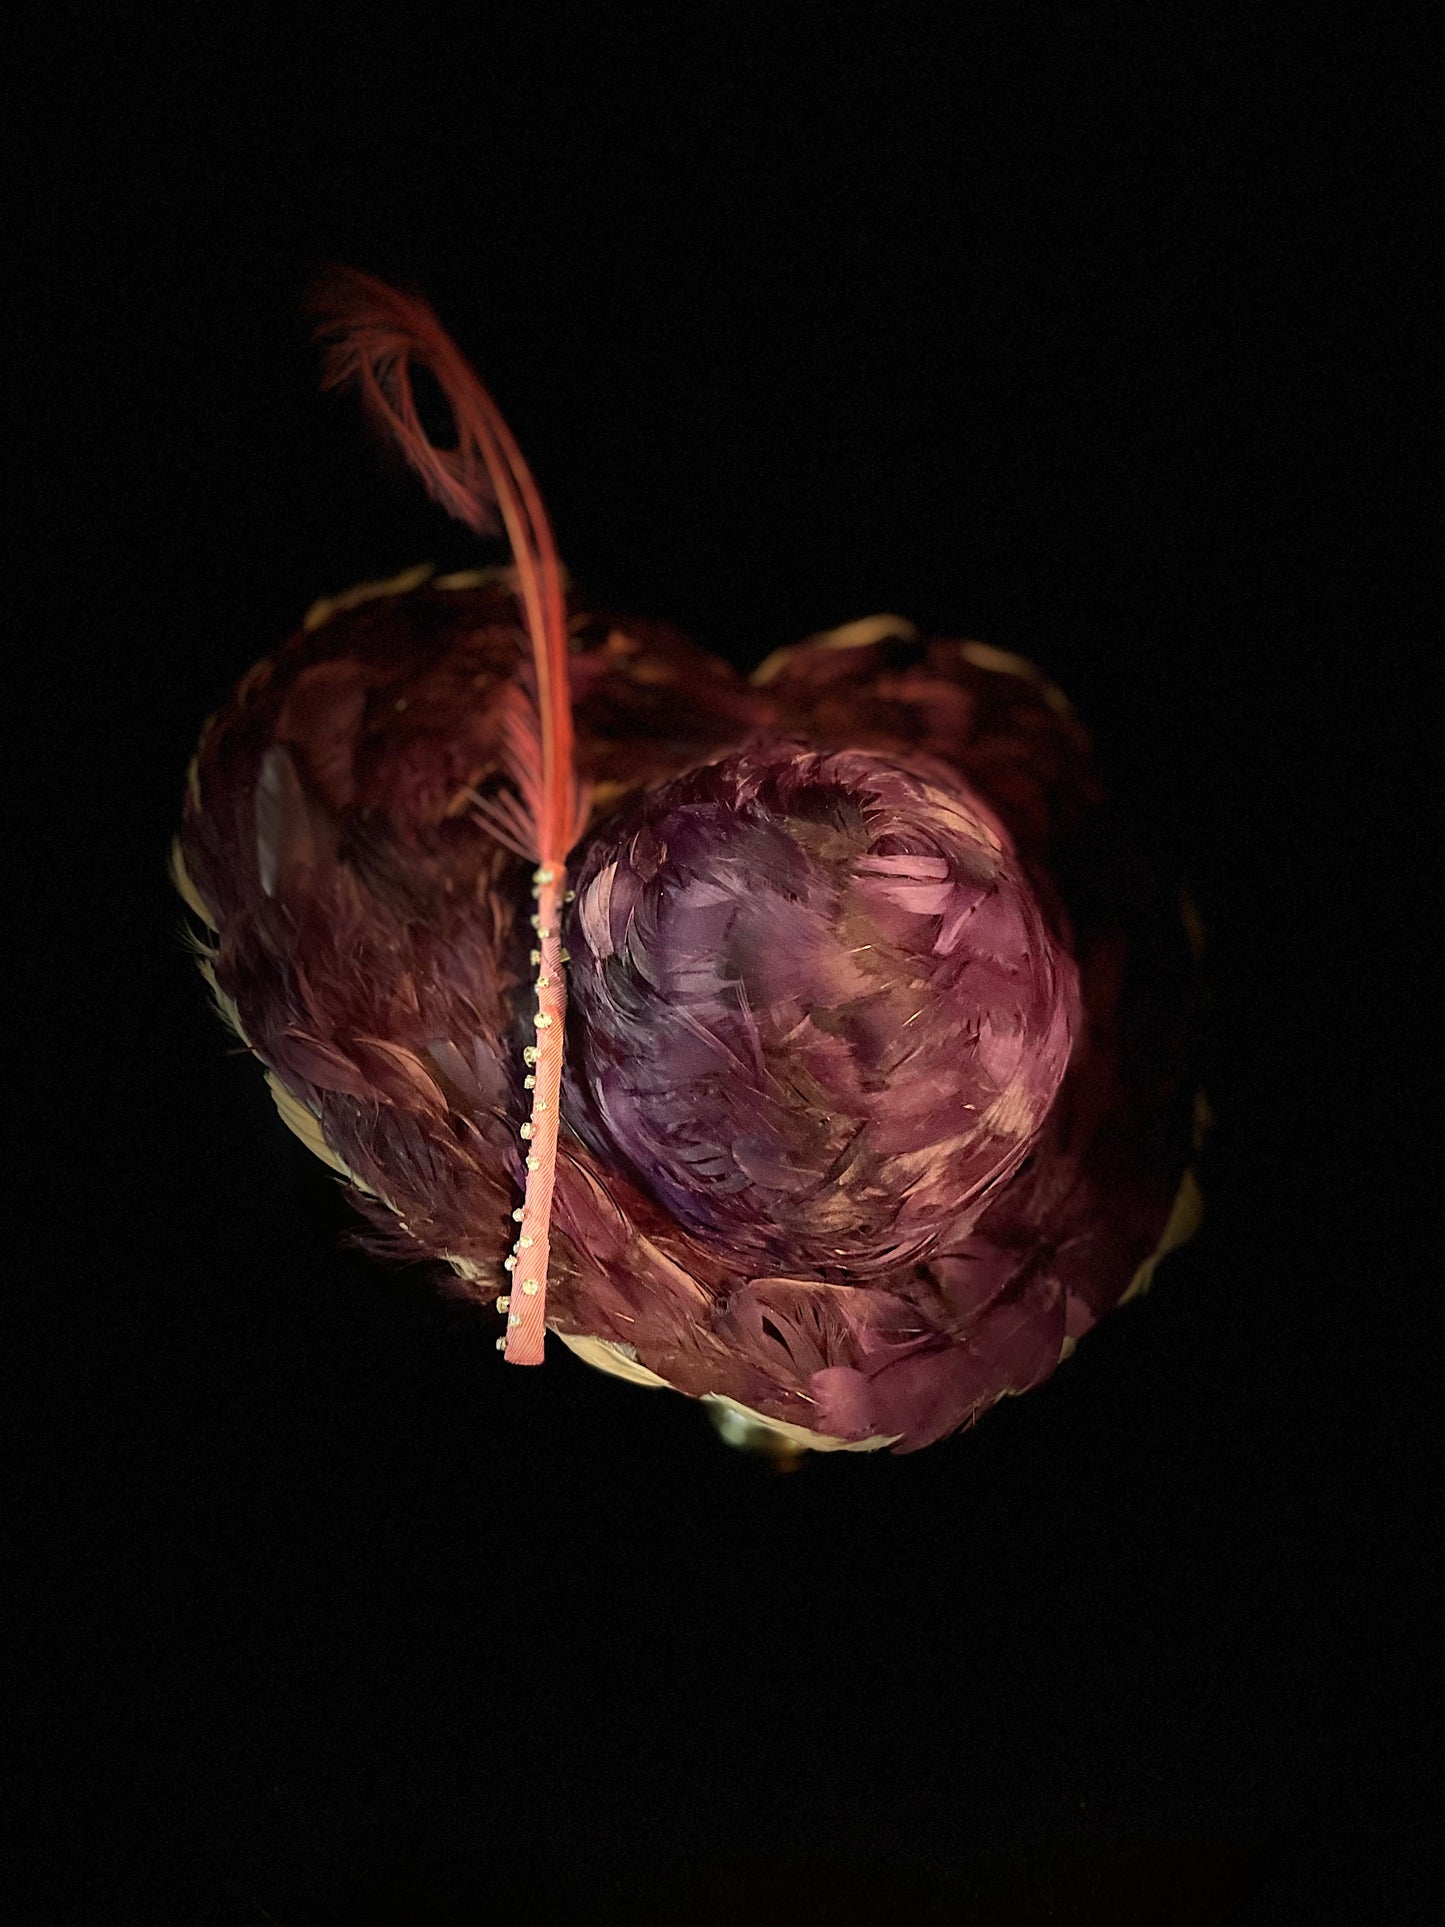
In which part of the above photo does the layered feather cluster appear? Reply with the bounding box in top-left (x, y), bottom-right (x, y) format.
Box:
top-left (174, 279), bottom-right (1200, 1452)
top-left (562, 742), bottom-right (1077, 1274)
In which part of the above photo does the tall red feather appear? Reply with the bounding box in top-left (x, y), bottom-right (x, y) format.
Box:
top-left (307, 267), bottom-right (579, 1364)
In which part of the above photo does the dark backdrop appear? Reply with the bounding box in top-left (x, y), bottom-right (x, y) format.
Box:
top-left (9, 12), bottom-right (1431, 1923)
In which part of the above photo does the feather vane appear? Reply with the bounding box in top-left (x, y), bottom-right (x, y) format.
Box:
top-left (307, 267), bottom-right (579, 1363)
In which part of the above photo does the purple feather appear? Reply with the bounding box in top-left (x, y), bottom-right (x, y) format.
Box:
top-left (176, 294), bottom-right (1201, 1455)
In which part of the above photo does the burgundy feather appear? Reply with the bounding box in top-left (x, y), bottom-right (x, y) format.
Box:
top-left (174, 279), bottom-right (1201, 1453)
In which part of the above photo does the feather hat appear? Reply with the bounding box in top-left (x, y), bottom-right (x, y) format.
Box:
top-left (174, 271), bottom-right (1202, 1455)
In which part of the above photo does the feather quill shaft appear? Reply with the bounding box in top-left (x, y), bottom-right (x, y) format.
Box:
top-left (308, 267), bottom-right (578, 1363)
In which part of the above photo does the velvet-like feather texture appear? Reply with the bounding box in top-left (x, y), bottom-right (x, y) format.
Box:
top-left (562, 743), bottom-right (1078, 1273)
top-left (177, 570), bottom-right (1199, 1452)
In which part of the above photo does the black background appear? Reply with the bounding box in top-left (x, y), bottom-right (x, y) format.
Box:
top-left (9, 11), bottom-right (1433, 1923)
